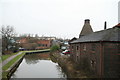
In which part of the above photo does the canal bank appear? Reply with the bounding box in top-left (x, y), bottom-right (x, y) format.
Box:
top-left (50, 52), bottom-right (94, 78)
top-left (10, 52), bottom-right (67, 78)
top-left (2, 49), bottom-right (50, 79)
top-left (2, 52), bottom-right (25, 79)
top-left (6, 53), bottom-right (25, 80)
top-left (3, 49), bottom-right (94, 79)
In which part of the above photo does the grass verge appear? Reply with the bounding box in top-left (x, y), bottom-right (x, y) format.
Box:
top-left (2, 52), bottom-right (25, 71)
top-left (23, 49), bottom-right (50, 53)
top-left (2, 52), bottom-right (25, 78)
top-left (2, 52), bottom-right (18, 61)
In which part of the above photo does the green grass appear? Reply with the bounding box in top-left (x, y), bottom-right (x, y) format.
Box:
top-left (2, 52), bottom-right (25, 71)
top-left (22, 49), bottom-right (50, 53)
top-left (2, 49), bottom-right (50, 62)
top-left (0, 58), bottom-right (1, 63)
top-left (2, 52), bottom-right (25, 78)
top-left (2, 49), bottom-right (49, 78)
top-left (2, 71), bottom-right (8, 78)
top-left (50, 45), bottom-right (60, 52)
top-left (2, 52), bottom-right (18, 61)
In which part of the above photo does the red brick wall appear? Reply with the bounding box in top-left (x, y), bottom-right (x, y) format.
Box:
top-left (70, 43), bottom-right (77, 62)
top-left (37, 40), bottom-right (51, 49)
top-left (70, 43), bottom-right (103, 77)
top-left (103, 42), bottom-right (120, 78)
top-left (70, 42), bottom-right (120, 78)
top-left (78, 43), bottom-right (101, 77)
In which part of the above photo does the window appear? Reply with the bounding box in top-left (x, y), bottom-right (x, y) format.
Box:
top-left (76, 56), bottom-right (79, 62)
top-left (38, 44), bottom-right (41, 46)
top-left (90, 60), bottom-right (96, 68)
top-left (71, 46), bottom-right (74, 50)
top-left (42, 44), bottom-right (45, 46)
top-left (91, 44), bottom-right (95, 51)
top-left (72, 46), bottom-right (73, 49)
top-left (83, 44), bottom-right (86, 51)
top-left (76, 46), bottom-right (79, 50)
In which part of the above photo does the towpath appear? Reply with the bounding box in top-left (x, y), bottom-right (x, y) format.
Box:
top-left (2, 52), bottom-right (23, 67)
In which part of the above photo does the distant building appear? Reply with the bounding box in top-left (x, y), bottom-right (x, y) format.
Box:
top-left (69, 37), bottom-right (77, 43)
top-left (16, 38), bottom-right (27, 44)
top-left (70, 20), bottom-right (120, 78)
top-left (17, 37), bottom-right (52, 50)
top-left (38, 36), bottom-right (56, 40)
top-left (36, 40), bottom-right (51, 49)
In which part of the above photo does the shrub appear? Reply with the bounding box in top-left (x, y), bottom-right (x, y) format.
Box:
top-left (50, 45), bottom-right (60, 52)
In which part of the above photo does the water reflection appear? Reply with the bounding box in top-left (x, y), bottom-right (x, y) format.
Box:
top-left (11, 52), bottom-right (67, 78)
top-left (24, 53), bottom-right (50, 64)
top-left (56, 65), bottom-right (67, 78)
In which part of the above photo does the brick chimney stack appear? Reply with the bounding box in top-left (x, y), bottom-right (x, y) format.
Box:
top-left (79, 19), bottom-right (93, 38)
top-left (104, 21), bottom-right (107, 29)
top-left (85, 19), bottom-right (90, 24)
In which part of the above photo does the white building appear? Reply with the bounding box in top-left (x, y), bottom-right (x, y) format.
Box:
top-left (118, 1), bottom-right (120, 23)
top-left (38, 36), bottom-right (56, 40)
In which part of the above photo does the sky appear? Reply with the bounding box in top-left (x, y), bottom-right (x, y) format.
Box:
top-left (0, 0), bottom-right (120, 39)
top-left (118, 1), bottom-right (120, 23)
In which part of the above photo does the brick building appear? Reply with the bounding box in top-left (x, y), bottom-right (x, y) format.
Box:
top-left (69, 20), bottom-right (120, 78)
top-left (17, 37), bottom-right (52, 50)
top-left (36, 40), bottom-right (51, 49)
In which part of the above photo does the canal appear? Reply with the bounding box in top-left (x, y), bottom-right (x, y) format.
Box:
top-left (11, 52), bottom-right (67, 78)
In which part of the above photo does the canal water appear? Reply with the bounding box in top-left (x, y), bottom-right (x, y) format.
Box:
top-left (11, 52), bottom-right (67, 78)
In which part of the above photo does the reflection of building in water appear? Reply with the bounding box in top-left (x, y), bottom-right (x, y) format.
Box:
top-left (70, 19), bottom-right (120, 78)
top-left (25, 53), bottom-right (50, 64)
top-left (37, 53), bottom-right (50, 59)
top-left (118, 1), bottom-right (120, 23)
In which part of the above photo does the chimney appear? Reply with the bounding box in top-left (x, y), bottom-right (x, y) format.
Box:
top-left (104, 21), bottom-right (107, 29)
top-left (79, 19), bottom-right (93, 38)
top-left (85, 19), bottom-right (90, 24)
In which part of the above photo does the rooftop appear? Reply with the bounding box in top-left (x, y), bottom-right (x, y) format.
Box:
top-left (114, 23), bottom-right (120, 28)
top-left (70, 26), bottom-right (120, 43)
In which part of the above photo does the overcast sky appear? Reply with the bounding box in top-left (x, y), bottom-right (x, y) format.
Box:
top-left (0, 0), bottom-right (120, 39)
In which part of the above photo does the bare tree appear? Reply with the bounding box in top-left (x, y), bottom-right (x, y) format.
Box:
top-left (0, 25), bottom-right (17, 54)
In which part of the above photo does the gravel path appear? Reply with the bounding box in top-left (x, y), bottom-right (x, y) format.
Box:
top-left (2, 52), bottom-right (23, 67)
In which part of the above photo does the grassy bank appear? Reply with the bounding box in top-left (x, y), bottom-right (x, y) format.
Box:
top-left (23, 49), bottom-right (50, 53)
top-left (2, 52), bottom-right (25, 78)
top-left (50, 52), bottom-right (90, 78)
top-left (50, 45), bottom-right (60, 52)
top-left (2, 52), bottom-right (18, 61)
top-left (2, 52), bottom-right (25, 71)
top-left (2, 49), bottom-right (50, 79)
